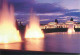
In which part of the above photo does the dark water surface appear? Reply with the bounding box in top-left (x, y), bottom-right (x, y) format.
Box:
top-left (0, 32), bottom-right (80, 53)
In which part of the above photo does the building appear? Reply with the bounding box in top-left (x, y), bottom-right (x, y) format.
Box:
top-left (65, 21), bottom-right (75, 24)
top-left (40, 20), bottom-right (78, 29)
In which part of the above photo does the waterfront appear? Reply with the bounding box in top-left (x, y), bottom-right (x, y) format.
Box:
top-left (0, 32), bottom-right (80, 53)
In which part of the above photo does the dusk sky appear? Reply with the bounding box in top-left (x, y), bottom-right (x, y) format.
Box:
top-left (1, 0), bottom-right (80, 24)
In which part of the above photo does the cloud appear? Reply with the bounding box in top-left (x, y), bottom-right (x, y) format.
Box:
top-left (33, 3), bottom-right (66, 13)
top-left (36, 13), bottom-right (64, 16)
top-left (15, 13), bottom-right (64, 16)
top-left (65, 12), bottom-right (80, 17)
top-left (6, 0), bottom-right (67, 14)
top-left (58, 19), bottom-right (67, 20)
top-left (59, 16), bottom-right (70, 19)
top-left (59, 16), bottom-right (79, 20)
top-left (40, 19), bottom-right (50, 21)
top-left (8, 0), bottom-right (35, 12)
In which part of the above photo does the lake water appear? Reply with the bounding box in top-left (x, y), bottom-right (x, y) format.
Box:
top-left (0, 32), bottom-right (80, 53)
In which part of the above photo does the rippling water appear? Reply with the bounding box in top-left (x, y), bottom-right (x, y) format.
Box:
top-left (0, 32), bottom-right (80, 53)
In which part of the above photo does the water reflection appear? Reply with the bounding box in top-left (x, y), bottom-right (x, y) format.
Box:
top-left (0, 32), bottom-right (80, 53)
top-left (45, 32), bottom-right (80, 53)
top-left (0, 43), bottom-right (21, 50)
top-left (25, 38), bottom-right (44, 51)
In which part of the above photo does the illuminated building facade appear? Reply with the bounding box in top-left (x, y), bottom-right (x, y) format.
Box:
top-left (40, 21), bottom-right (77, 29)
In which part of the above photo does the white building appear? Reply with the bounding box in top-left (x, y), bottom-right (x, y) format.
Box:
top-left (40, 21), bottom-right (77, 29)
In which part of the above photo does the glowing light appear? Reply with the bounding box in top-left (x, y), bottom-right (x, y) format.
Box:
top-left (68, 29), bottom-right (73, 34)
top-left (67, 24), bottom-right (75, 34)
top-left (0, 43), bottom-right (21, 50)
top-left (68, 28), bottom-right (75, 34)
top-left (25, 39), bottom-right (44, 51)
top-left (68, 29), bottom-right (75, 34)
top-left (0, 0), bottom-right (21, 43)
top-left (25, 13), bottom-right (44, 38)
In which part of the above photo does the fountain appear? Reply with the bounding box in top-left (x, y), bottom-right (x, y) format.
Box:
top-left (25, 13), bottom-right (44, 38)
top-left (68, 24), bottom-right (75, 34)
top-left (0, 0), bottom-right (21, 43)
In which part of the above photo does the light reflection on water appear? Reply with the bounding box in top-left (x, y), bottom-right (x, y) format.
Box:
top-left (0, 43), bottom-right (21, 50)
top-left (45, 32), bottom-right (80, 53)
top-left (0, 32), bottom-right (80, 53)
top-left (25, 38), bottom-right (44, 51)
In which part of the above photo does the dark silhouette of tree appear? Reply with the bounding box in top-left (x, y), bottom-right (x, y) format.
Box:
top-left (70, 18), bottom-right (73, 21)
top-left (20, 21), bottom-right (22, 26)
top-left (16, 20), bottom-right (19, 30)
top-left (19, 21), bottom-right (24, 30)
top-left (55, 19), bottom-right (58, 23)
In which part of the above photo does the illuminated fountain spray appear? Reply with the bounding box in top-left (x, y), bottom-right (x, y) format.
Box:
top-left (68, 24), bottom-right (75, 34)
top-left (25, 13), bottom-right (44, 38)
top-left (0, 0), bottom-right (21, 43)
